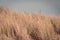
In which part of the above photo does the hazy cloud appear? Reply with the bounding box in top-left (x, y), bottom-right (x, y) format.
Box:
top-left (0, 0), bottom-right (60, 15)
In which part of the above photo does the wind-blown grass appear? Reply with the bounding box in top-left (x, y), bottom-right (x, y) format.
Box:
top-left (0, 7), bottom-right (60, 40)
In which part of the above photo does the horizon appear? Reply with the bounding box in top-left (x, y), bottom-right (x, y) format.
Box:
top-left (0, 0), bottom-right (60, 15)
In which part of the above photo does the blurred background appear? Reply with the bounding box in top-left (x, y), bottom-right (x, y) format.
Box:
top-left (0, 0), bottom-right (60, 15)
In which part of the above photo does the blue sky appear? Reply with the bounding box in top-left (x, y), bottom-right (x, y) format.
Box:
top-left (0, 0), bottom-right (60, 15)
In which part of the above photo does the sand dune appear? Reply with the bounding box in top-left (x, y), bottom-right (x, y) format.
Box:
top-left (0, 7), bottom-right (60, 40)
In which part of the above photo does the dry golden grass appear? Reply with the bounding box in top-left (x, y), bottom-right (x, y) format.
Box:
top-left (0, 7), bottom-right (60, 40)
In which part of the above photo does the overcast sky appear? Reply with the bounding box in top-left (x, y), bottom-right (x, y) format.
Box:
top-left (0, 0), bottom-right (60, 15)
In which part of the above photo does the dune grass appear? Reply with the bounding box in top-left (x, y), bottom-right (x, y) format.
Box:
top-left (0, 7), bottom-right (60, 40)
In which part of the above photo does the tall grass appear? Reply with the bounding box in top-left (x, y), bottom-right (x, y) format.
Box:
top-left (0, 7), bottom-right (60, 40)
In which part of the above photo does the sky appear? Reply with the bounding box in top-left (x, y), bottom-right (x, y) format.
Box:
top-left (0, 0), bottom-right (60, 15)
